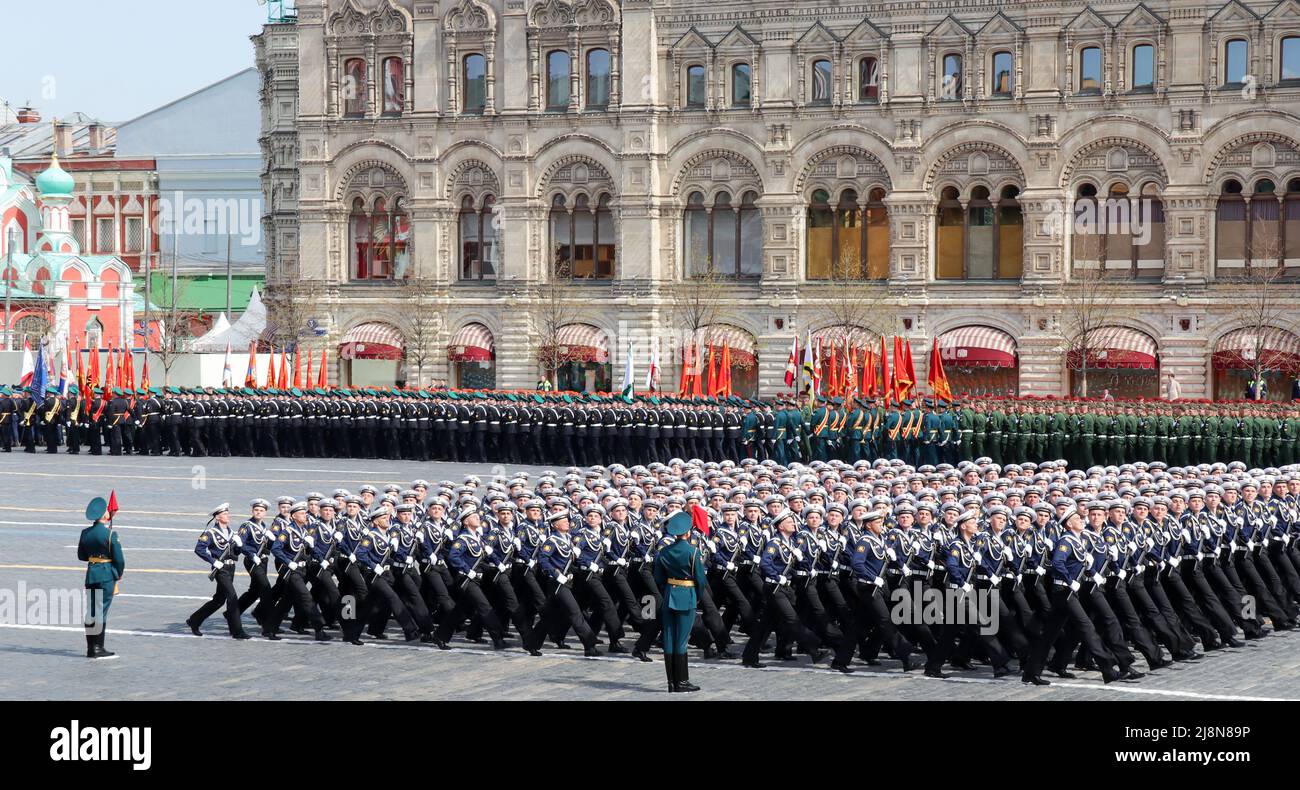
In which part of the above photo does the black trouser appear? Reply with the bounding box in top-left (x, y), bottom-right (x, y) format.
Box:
top-left (511, 563), bottom-right (548, 629)
top-left (1203, 556), bottom-right (1262, 637)
top-left (264, 569), bottom-right (324, 634)
top-left (338, 562), bottom-right (370, 641)
top-left (1158, 566), bottom-right (1220, 646)
top-left (189, 566), bottom-right (245, 635)
top-left (388, 568), bottom-right (434, 635)
top-left (1143, 568), bottom-right (1197, 652)
top-left (1179, 561), bottom-right (1237, 641)
top-left (1023, 585), bottom-right (1119, 681)
top-left (602, 566), bottom-right (648, 637)
top-left (1103, 578), bottom-right (1164, 665)
top-left (1126, 569), bottom-right (1194, 651)
top-left (711, 570), bottom-right (757, 637)
top-left (237, 558), bottom-right (276, 624)
top-left (43, 421), bottom-right (60, 453)
top-left (525, 581), bottom-right (596, 651)
top-left (742, 583), bottom-right (820, 662)
top-left (1234, 551), bottom-right (1294, 625)
top-left (307, 564), bottom-right (341, 626)
top-left (436, 577), bottom-right (503, 642)
top-left (420, 564), bottom-right (457, 625)
top-left (577, 572), bottom-right (624, 643)
top-left (486, 568), bottom-right (533, 644)
top-left (361, 571), bottom-right (418, 638)
top-left (846, 580), bottom-right (915, 665)
top-left (1079, 584), bottom-right (1135, 670)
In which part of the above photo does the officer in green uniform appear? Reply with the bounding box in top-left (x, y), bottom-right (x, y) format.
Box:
top-left (1077, 407), bottom-right (1096, 468)
top-left (986, 402), bottom-right (1007, 464)
top-left (961, 401), bottom-right (981, 461)
top-left (810, 398), bottom-right (831, 462)
top-left (741, 402), bottom-right (761, 460)
top-left (1119, 405), bottom-right (1137, 466)
top-left (846, 398), bottom-right (867, 462)
top-left (1283, 409), bottom-right (1300, 466)
top-left (1011, 404), bottom-right (1031, 463)
top-left (78, 496), bottom-right (125, 659)
top-left (921, 399), bottom-right (941, 466)
top-left (1200, 404), bottom-right (1219, 465)
top-left (1233, 412), bottom-right (1251, 464)
top-left (939, 400), bottom-right (958, 464)
top-left (1030, 404), bottom-right (1050, 462)
top-left (653, 510), bottom-right (708, 693)
top-left (1136, 407), bottom-right (1155, 462)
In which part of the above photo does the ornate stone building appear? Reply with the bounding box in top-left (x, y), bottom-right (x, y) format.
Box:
top-left (256, 0), bottom-right (1300, 398)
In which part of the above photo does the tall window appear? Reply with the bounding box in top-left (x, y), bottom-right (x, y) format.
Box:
top-left (96, 218), bottom-right (115, 253)
top-left (344, 58), bottom-right (367, 117)
top-left (71, 218), bottom-right (86, 249)
top-left (546, 50), bottom-right (571, 110)
top-left (124, 217), bottom-right (143, 253)
top-left (1077, 182), bottom-right (1163, 276)
top-left (382, 57), bottom-right (405, 115)
top-left (806, 188), bottom-right (889, 280)
top-left (941, 54), bottom-right (963, 99)
top-left (684, 190), bottom-right (762, 278)
top-left (1136, 182), bottom-right (1165, 272)
top-left (1217, 177), bottom-right (1292, 270)
top-left (811, 59), bottom-right (833, 104)
top-left (551, 193), bottom-right (615, 279)
top-left (1286, 179), bottom-right (1300, 265)
top-left (350, 196), bottom-right (410, 280)
top-left (936, 185), bottom-right (1021, 280)
top-left (1281, 36), bottom-right (1300, 81)
top-left (686, 64), bottom-right (706, 108)
top-left (858, 57), bottom-right (879, 101)
top-left (1079, 46), bottom-right (1102, 92)
top-left (463, 54), bottom-right (486, 113)
top-left (586, 49), bottom-right (610, 109)
top-left (991, 51), bottom-right (1013, 96)
top-left (85, 318), bottom-right (103, 349)
top-left (1225, 39), bottom-right (1248, 84)
top-left (1131, 44), bottom-right (1154, 90)
top-left (459, 195), bottom-right (497, 280)
top-left (731, 63), bottom-right (752, 107)
top-left (1250, 179), bottom-right (1280, 266)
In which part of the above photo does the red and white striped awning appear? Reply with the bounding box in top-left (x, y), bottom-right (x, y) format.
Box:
top-left (546, 323), bottom-right (609, 363)
top-left (810, 325), bottom-right (878, 348)
top-left (1212, 327), bottom-right (1300, 373)
top-left (339, 322), bottom-right (405, 361)
top-left (702, 324), bottom-right (757, 367)
top-left (938, 325), bottom-right (1018, 369)
top-left (1068, 326), bottom-right (1158, 370)
top-left (447, 322), bottom-right (495, 362)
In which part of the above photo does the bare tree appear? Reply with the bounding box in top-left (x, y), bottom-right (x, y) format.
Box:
top-left (1052, 264), bottom-right (1130, 397)
top-left (666, 248), bottom-right (729, 390)
top-left (813, 251), bottom-right (896, 343)
top-left (1219, 238), bottom-right (1298, 399)
top-left (262, 284), bottom-right (322, 371)
top-left (399, 277), bottom-right (442, 388)
top-left (533, 257), bottom-right (583, 388)
top-left (148, 278), bottom-right (198, 386)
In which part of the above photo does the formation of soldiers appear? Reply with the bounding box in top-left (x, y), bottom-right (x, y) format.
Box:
top-left (188, 456), bottom-right (1300, 685)
top-left (3, 384), bottom-right (1299, 469)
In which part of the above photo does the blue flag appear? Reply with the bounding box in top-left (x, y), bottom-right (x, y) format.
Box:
top-left (29, 342), bottom-right (48, 400)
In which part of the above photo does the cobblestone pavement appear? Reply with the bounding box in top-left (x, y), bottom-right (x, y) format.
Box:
top-left (1, 453), bottom-right (1297, 701)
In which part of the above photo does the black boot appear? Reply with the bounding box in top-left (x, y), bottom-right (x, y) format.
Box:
top-left (91, 632), bottom-right (116, 660)
top-left (664, 653), bottom-right (677, 693)
top-left (675, 654), bottom-right (700, 692)
top-left (86, 635), bottom-right (96, 658)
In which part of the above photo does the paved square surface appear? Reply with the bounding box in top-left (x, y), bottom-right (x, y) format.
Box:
top-left (1, 452), bottom-right (1297, 701)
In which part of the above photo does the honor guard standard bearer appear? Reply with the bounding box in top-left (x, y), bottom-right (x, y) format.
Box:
top-left (79, 496), bottom-right (125, 659)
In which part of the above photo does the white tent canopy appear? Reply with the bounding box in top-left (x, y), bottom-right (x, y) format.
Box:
top-left (189, 287), bottom-right (267, 352)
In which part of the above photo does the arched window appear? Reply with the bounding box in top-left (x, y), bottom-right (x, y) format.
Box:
top-left (546, 50), bottom-right (570, 111)
top-left (686, 64), bottom-right (706, 108)
top-left (85, 317), bottom-right (104, 349)
top-left (811, 59), bottom-right (833, 104)
top-left (941, 54), bottom-right (963, 99)
top-left (683, 190), bottom-right (762, 278)
top-left (11, 315), bottom-right (50, 352)
top-left (382, 57), bottom-right (405, 115)
top-left (806, 187), bottom-right (889, 280)
top-left (991, 51), bottom-right (1013, 96)
top-left (459, 195), bottom-right (497, 280)
top-left (343, 58), bottom-right (367, 117)
top-left (1216, 179), bottom-right (1247, 268)
top-left (586, 49), bottom-right (610, 109)
top-left (1250, 179), bottom-right (1281, 267)
top-left (1286, 179), bottom-right (1300, 266)
top-left (937, 185), bottom-right (1021, 280)
top-left (1225, 39), bottom-right (1248, 84)
top-left (551, 193), bottom-right (615, 279)
top-left (1283, 36), bottom-right (1300, 82)
top-left (349, 195), bottom-right (410, 280)
top-left (731, 63), bottom-right (752, 107)
top-left (1136, 182), bottom-right (1165, 273)
top-left (463, 54), bottom-right (486, 114)
top-left (1103, 183), bottom-right (1133, 270)
top-left (1131, 44), bottom-right (1154, 90)
top-left (858, 57), bottom-right (879, 101)
top-left (1078, 46), bottom-right (1102, 93)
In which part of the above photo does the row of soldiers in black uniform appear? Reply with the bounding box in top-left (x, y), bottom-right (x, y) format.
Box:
top-left (185, 456), bottom-right (1300, 686)
top-left (6, 384), bottom-right (1299, 470)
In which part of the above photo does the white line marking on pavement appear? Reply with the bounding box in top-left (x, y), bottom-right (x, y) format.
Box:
top-left (2, 623), bottom-right (1291, 701)
top-left (117, 593), bottom-right (210, 601)
top-left (0, 520), bottom-right (193, 533)
top-left (62, 546), bottom-right (191, 552)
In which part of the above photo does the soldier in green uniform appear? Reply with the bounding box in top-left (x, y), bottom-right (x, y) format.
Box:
top-left (1233, 411), bottom-right (1251, 464)
top-left (798, 396), bottom-right (814, 464)
top-left (1011, 403), bottom-right (1031, 463)
top-left (986, 401), bottom-right (1007, 465)
top-left (846, 398), bottom-right (867, 462)
top-left (809, 398), bottom-right (831, 462)
top-left (921, 399), bottom-right (942, 466)
top-left (1283, 408), bottom-right (1300, 466)
top-left (1030, 404), bottom-right (1050, 462)
top-left (1077, 406), bottom-right (1096, 468)
top-left (78, 496), bottom-right (125, 659)
top-left (653, 510), bottom-right (708, 693)
top-left (1048, 404), bottom-right (1068, 462)
top-left (1200, 403), bottom-right (1220, 465)
top-left (1136, 406), bottom-right (1155, 463)
top-left (1119, 405), bottom-right (1138, 466)
top-left (939, 400), bottom-right (959, 464)
top-left (961, 401), bottom-right (982, 461)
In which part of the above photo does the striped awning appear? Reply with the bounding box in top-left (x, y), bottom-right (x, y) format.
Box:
top-left (448, 322), bottom-right (495, 362)
top-left (1068, 326), bottom-right (1158, 370)
top-left (702, 324), bottom-right (757, 368)
top-left (937, 325), bottom-right (1018, 369)
top-left (546, 323), bottom-right (609, 363)
top-left (1213, 327), bottom-right (1300, 373)
top-left (811, 325), bottom-right (878, 348)
top-left (339, 322), bottom-right (404, 360)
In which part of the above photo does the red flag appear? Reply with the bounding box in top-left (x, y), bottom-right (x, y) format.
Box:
top-left (677, 344), bottom-right (690, 396)
top-left (903, 339), bottom-right (918, 399)
top-left (719, 343), bottom-right (733, 398)
top-left (293, 350), bottom-right (303, 389)
top-left (140, 355), bottom-right (150, 391)
top-left (844, 344), bottom-right (856, 400)
top-left (783, 336), bottom-right (798, 388)
top-left (689, 503), bottom-right (711, 537)
top-left (317, 348), bottom-right (328, 388)
top-left (278, 350), bottom-right (289, 389)
top-left (107, 490), bottom-right (119, 519)
top-left (828, 344), bottom-right (839, 397)
top-left (928, 338), bottom-right (954, 403)
top-left (692, 343), bottom-right (705, 398)
top-left (244, 342), bottom-right (257, 387)
top-left (305, 351), bottom-right (314, 389)
top-left (893, 337), bottom-right (914, 402)
top-left (706, 344), bottom-right (718, 397)
top-left (880, 336), bottom-right (892, 408)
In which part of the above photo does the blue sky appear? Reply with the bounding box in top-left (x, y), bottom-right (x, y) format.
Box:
top-left (2, 1), bottom-right (270, 123)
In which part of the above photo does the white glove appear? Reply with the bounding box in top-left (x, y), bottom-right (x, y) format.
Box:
top-left (873, 576), bottom-right (885, 588)
top-left (725, 562), bottom-right (737, 571)
top-left (1034, 566), bottom-right (1046, 576)
top-left (1201, 525), bottom-right (1212, 540)
top-left (497, 563), bottom-right (508, 573)
top-left (961, 582), bottom-right (973, 594)
top-left (375, 564), bottom-right (387, 576)
top-left (406, 556), bottom-right (416, 566)
top-left (1117, 569), bottom-right (1127, 580)
top-left (289, 561), bottom-right (300, 571)
top-left (1127, 541), bottom-right (1137, 553)
top-left (706, 540), bottom-right (717, 552)
top-left (304, 535), bottom-right (315, 547)
top-left (212, 561), bottom-right (223, 570)
top-left (444, 528), bottom-right (455, 539)
top-left (252, 555), bottom-right (263, 567)
top-left (1145, 537), bottom-right (1155, 550)
top-left (466, 570), bottom-right (478, 580)
top-left (1181, 529), bottom-right (1192, 542)
top-left (415, 530), bottom-right (425, 542)
top-left (1069, 580), bottom-right (1081, 592)
top-left (777, 576), bottom-right (790, 586)
top-left (1108, 545), bottom-right (1119, 561)
top-left (886, 548), bottom-right (898, 562)
top-left (817, 539), bottom-right (828, 552)
top-left (1084, 554), bottom-right (1094, 568)
top-left (483, 545), bottom-right (494, 557)
top-left (1092, 573), bottom-right (1105, 585)
top-left (927, 560), bottom-right (938, 571)
top-left (348, 553), bottom-right (357, 563)
top-left (322, 558), bottom-right (332, 569)
top-left (791, 548), bottom-right (804, 562)
top-left (555, 573), bottom-right (568, 585)
top-left (1284, 535), bottom-right (1292, 545)
top-left (333, 531), bottom-right (343, 541)
top-left (513, 538), bottom-right (522, 551)
top-left (739, 535), bottom-right (749, 547)
top-left (902, 566), bottom-right (913, 577)
top-left (603, 538), bottom-right (612, 550)
top-left (752, 554), bottom-right (762, 564)
top-left (972, 552), bottom-right (982, 564)
top-left (588, 563), bottom-right (600, 572)
top-left (1214, 547), bottom-right (1222, 558)
top-left (232, 534), bottom-right (243, 547)
top-left (1170, 557), bottom-right (1181, 567)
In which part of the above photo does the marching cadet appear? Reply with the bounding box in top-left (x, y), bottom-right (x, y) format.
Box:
top-left (354, 504), bottom-right (421, 642)
top-left (305, 499), bottom-right (343, 628)
top-left (573, 504), bottom-right (626, 651)
top-left (740, 510), bottom-right (826, 669)
top-left (261, 501), bottom-right (331, 641)
top-left (654, 510), bottom-right (709, 692)
top-left (78, 495), bottom-right (125, 659)
top-left (234, 499), bottom-right (277, 628)
top-left (523, 509), bottom-right (601, 657)
top-left (188, 503), bottom-right (252, 639)
top-left (433, 507), bottom-right (510, 650)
